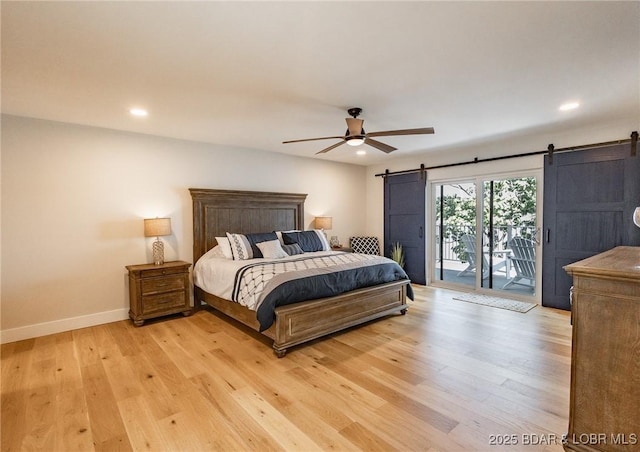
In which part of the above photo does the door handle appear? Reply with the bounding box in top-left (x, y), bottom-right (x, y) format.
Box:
top-left (546, 229), bottom-right (551, 243)
top-left (419, 226), bottom-right (423, 238)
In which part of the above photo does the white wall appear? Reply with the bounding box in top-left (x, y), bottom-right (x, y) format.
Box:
top-left (0, 115), bottom-right (367, 342)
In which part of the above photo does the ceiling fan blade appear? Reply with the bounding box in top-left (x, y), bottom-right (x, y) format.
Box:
top-left (315, 141), bottom-right (346, 154)
top-left (365, 138), bottom-right (397, 154)
top-left (367, 127), bottom-right (435, 138)
top-left (345, 118), bottom-right (364, 136)
top-left (283, 135), bottom-right (344, 144)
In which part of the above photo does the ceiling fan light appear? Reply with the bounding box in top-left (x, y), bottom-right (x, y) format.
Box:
top-left (346, 137), bottom-right (365, 146)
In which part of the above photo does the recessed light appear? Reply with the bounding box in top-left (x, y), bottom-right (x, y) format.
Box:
top-left (356, 150), bottom-right (366, 156)
top-left (129, 108), bottom-right (148, 117)
top-left (559, 102), bottom-right (579, 111)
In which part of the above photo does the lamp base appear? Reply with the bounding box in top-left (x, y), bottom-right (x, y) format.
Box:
top-left (152, 238), bottom-right (165, 265)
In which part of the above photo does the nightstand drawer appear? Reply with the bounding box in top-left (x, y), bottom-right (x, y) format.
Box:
top-left (141, 275), bottom-right (185, 295)
top-left (138, 266), bottom-right (185, 278)
top-left (142, 291), bottom-right (186, 313)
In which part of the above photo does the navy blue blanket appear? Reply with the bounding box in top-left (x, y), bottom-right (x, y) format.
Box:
top-left (231, 253), bottom-right (413, 331)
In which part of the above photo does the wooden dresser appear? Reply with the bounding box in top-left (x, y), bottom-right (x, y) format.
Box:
top-left (563, 247), bottom-right (639, 451)
top-left (126, 260), bottom-right (191, 326)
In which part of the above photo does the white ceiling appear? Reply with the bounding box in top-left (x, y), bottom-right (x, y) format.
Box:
top-left (2, 1), bottom-right (639, 165)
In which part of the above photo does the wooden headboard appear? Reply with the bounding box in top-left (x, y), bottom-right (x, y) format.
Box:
top-left (189, 188), bottom-right (307, 262)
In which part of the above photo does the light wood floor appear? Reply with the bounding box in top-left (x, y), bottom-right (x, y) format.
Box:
top-left (2, 286), bottom-right (572, 451)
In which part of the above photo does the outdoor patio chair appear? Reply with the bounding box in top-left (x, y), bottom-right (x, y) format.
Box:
top-left (502, 237), bottom-right (536, 290)
top-left (457, 234), bottom-right (507, 279)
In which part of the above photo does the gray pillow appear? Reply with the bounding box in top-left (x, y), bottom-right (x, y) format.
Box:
top-left (282, 243), bottom-right (304, 256)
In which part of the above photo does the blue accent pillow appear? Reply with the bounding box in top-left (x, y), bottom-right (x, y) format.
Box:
top-left (282, 230), bottom-right (325, 252)
top-left (245, 232), bottom-right (278, 258)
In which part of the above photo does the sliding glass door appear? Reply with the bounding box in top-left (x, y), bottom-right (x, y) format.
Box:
top-left (433, 174), bottom-right (539, 299)
top-left (434, 181), bottom-right (477, 289)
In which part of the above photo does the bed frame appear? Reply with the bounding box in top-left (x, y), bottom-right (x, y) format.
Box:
top-left (190, 188), bottom-right (409, 357)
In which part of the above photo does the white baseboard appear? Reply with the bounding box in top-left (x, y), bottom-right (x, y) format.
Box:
top-left (0, 308), bottom-right (130, 344)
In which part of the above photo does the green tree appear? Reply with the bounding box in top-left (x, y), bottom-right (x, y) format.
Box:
top-left (436, 177), bottom-right (536, 260)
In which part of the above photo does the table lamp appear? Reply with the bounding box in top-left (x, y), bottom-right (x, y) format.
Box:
top-left (315, 216), bottom-right (332, 231)
top-left (144, 217), bottom-right (171, 265)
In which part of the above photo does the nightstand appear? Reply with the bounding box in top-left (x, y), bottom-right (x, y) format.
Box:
top-left (126, 260), bottom-right (191, 326)
top-left (331, 246), bottom-right (352, 252)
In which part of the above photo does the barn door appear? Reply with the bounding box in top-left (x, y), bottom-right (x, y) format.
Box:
top-left (384, 172), bottom-right (426, 284)
top-left (542, 143), bottom-right (640, 310)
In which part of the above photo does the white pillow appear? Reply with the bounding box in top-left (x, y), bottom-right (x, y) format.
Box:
top-left (313, 229), bottom-right (332, 251)
top-left (208, 245), bottom-right (225, 258)
top-left (256, 239), bottom-right (288, 259)
top-left (215, 236), bottom-right (233, 259)
top-left (198, 245), bottom-right (225, 262)
top-left (226, 232), bottom-right (253, 260)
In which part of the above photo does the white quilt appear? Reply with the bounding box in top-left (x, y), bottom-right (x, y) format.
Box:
top-left (193, 248), bottom-right (340, 306)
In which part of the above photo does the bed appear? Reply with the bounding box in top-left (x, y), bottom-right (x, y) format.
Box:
top-left (190, 188), bottom-right (411, 357)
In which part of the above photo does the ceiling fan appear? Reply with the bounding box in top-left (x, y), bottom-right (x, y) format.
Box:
top-left (282, 107), bottom-right (434, 154)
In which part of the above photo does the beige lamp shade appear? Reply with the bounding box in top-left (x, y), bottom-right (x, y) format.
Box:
top-left (634, 207), bottom-right (640, 228)
top-left (315, 216), bottom-right (332, 230)
top-left (144, 218), bottom-right (171, 237)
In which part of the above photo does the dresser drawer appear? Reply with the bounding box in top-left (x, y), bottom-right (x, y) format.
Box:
top-left (142, 291), bottom-right (186, 313)
top-left (141, 275), bottom-right (185, 295)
